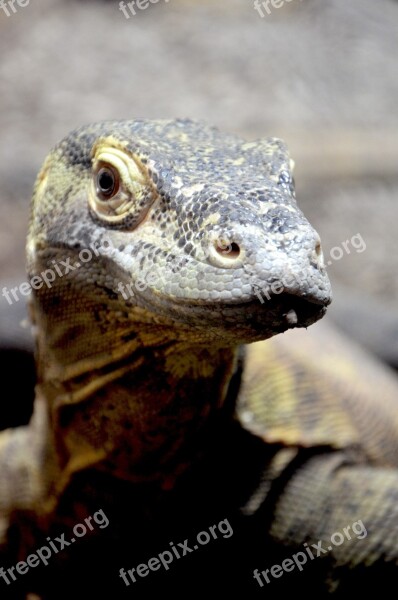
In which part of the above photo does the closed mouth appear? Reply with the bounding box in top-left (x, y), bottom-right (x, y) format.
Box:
top-left (139, 287), bottom-right (329, 337)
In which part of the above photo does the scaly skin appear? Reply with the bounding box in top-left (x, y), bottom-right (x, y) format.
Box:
top-left (25, 119), bottom-right (330, 494)
top-left (1, 120), bottom-right (398, 598)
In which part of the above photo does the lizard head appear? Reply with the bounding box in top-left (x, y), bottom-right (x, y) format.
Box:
top-left (28, 119), bottom-right (331, 352)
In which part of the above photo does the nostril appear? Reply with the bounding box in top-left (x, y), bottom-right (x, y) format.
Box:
top-left (207, 236), bottom-right (243, 269)
top-left (215, 240), bottom-right (241, 260)
top-left (311, 238), bottom-right (325, 270)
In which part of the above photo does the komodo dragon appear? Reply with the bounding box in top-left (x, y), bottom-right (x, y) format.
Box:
top-left (1, 119), bottom-right (398, 598)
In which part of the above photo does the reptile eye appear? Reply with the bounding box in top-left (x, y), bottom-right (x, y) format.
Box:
top-left (90, 143), bottom-right (152, 226)
top-left (96, 165), bottom-right (120, 200)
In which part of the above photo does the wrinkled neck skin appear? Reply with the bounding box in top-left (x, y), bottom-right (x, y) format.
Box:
top-left (32, 295), bottom-right (240, 494)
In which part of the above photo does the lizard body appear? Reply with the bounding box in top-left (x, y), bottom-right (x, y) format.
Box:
top-left (1, 119), bottom-right (398, 598)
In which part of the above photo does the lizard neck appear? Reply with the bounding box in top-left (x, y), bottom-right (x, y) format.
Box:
top-left (33, 301), bottom-right (240, 490)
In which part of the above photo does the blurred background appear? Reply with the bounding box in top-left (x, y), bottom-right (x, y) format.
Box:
top-left (0, 0), bottom-right (397, 425)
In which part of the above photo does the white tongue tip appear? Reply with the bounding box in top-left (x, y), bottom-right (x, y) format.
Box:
top-left (284, 309), bottom-right (298, 325)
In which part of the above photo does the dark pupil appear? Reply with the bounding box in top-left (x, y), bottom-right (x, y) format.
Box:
top-left (98, 169), bottom-right (115, 195)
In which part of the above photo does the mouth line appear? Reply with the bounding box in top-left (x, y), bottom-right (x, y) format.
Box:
top-left (158, 289), bottom-right (330, 311)
top-left (140, 287), bottom-right (329, 332)
top-left (221, 293), bottom-right (328, 321)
